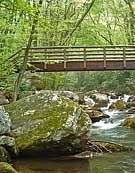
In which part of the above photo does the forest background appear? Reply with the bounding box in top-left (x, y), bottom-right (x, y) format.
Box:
top-left (1, 0), bottom-right (135, 96)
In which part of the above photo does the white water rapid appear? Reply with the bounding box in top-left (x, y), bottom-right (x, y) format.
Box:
top-left (92, 94), bottom-right (131, 130)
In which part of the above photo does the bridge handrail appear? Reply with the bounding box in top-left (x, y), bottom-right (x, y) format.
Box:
top-left (22, 45), bottom-right (135, 49)
top-left (19, 46), bottom-right (135, 63)
top-left (10, 45), bottom-right (135, 69)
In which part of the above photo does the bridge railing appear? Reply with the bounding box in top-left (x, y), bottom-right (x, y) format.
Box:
top-left (11, 45), bottom-right (135, 69)
top-left (25, 45), bottom-right (135, 61)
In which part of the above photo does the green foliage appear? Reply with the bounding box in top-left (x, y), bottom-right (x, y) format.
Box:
top-left (64, 71), bottom-right (132, 94)
top-left (42, 72), bottom-right (65, 90)
top-left (1, 0), bottom-right (135, 94)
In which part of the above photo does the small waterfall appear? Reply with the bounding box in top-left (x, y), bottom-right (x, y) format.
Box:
top-left (123, 94), bottom-right (131, 102)
top-left (92, 95), bottom-right (127, 130)
top-left (101, 95), bottom-right (121, 110)
top-left (92, 120), bottom-right (120, 130)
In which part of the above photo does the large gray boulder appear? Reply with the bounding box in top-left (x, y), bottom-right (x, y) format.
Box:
top-left (0, 106), bottom-right (11, 135)
top-left (36, 90), bottom-right (79, 102)
top-left (0, 106), bottom-right (17, 155)
top-left (0, 106), bottom-right (17, 162)
top-left (5, 92), bottom-right (91, 157)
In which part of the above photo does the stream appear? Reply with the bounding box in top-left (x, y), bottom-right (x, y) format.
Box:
top-left (14, 96), bottom-right (135, 173)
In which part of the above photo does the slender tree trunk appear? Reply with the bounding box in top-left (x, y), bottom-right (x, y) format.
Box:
top-left (13, 0), bottom-right (43, 101)
top-left (62, 0), bottom-right (96, 45)
top-left (13, 25), bottom-right (35, 101)
top-left (124, 0), bottom-right (135, 44)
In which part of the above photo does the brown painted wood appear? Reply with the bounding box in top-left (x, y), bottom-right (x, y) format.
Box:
top-left (27, 60), bottom-right (135, 72)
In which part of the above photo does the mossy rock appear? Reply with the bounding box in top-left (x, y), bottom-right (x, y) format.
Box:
top-left (5, 92), bottom-right (91, 157)
top-left (122, 116), bottom-right (135, 128)
top-left (109, 100), bottom-right (126, 110)
top-left (0, 162), bottom-right (17, 173)
top-left (0, 147), bottom-right (11, 163)
top-left (126, 102), bottom-right (135, 108)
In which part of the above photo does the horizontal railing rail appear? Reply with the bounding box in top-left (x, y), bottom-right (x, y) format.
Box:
top-left (19, 46), bottom-right (135, 62)
top-left (10, 45), bottom-right (135, 71)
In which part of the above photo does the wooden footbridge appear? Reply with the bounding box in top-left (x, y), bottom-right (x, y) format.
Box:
top-left (11, 45), bottom-right (135, 72)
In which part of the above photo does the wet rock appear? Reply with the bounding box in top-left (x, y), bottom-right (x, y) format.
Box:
top-left (109, 100), bottom-right (126, 110)
top-left (84, 109), bottom-right (109, 123)
top-left (122, 116), bottom-right (135, 128)
top-left (109, 93), bottom-right (119, 99)
top-left (58, 151), bottom-right (93, 160)
top-left (0, 95), bottom-right (9, 105)
top-left (91, 93), bottom-right (109, 107)
top-left (0, 162), bottom-right (17, 173)
top-left (128, 95), bottom-right (135, 102)
top-left (0, 106), bottom-right (11, 135)
top-left (5, 92), bottom-right (91, 157)
top-left (0, 147), bottom-right (11, 162)
top-left (77, 91), bottom-right (108, 107)
top-left (88, 140), bottom-right (134, 152)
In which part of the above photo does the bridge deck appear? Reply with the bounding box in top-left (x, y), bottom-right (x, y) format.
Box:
top-left (11, 45), bottom-right (135, 71)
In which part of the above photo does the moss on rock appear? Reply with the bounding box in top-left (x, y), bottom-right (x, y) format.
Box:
top-left (109, 100), bottom-right (126, 110)
top-left (122, 116), bottom-right (135, 128)
top-left (0, 162), bottom-right (17, 173)
top-left (126, 101), bottom-right (135, 108)
top-left (0, 147), bottom-right (11, 163)
top-left (5, 92), bottom-right (91, 156)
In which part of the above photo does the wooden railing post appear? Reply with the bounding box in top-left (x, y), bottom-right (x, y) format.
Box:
top-left (44, 48), bottom-right (47, 69)
top-left (103, 47), bottom-right (106, 69)
top-left (64, 48), bottom-right (67, 69)
top-left (123, 47), bottom-right (126, 69)
top-left (84, 47), bottom-right (87, 69)
top-left (29, 48), bottom-right (31, 61)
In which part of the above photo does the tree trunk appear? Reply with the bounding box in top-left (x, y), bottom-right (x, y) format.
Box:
top-left (62, 0), bottom-right (96, 45)
top-left (124, 0), bottom-right (135, 44)
top-left (13, 25), bottom-right (35, 101)
top-left (13, 0), bottom-right (43, 101)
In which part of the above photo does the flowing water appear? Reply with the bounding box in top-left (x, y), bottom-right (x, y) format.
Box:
top-left (14, 96), bottom-right (135, 173)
